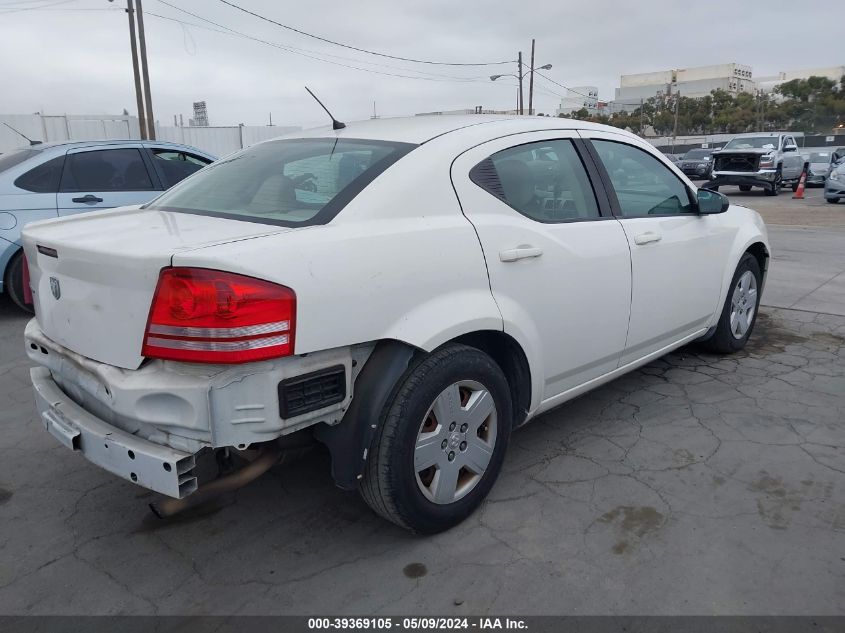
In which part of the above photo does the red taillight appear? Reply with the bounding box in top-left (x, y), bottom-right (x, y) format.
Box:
top-left (142, 268), bottom-right (296, 364)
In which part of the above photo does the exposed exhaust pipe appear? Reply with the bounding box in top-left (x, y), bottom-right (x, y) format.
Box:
top-left (150, 445), bottom-right (282, 518)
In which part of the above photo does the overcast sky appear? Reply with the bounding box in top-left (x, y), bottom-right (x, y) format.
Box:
top-left (0, 0), bottom-right (837, 129)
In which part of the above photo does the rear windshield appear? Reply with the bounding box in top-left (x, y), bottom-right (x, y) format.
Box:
top-left (808, 152), bottom-right (830, 163)
top-left (0, 149), bottom-right (39, 173)
top-left (147, 138), bottom-right (415, 226)
top-left (683, 149), bottom-right (711, 159)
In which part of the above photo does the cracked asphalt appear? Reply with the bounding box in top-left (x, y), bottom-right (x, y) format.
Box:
top-left (0, 196), bottom-right (843, 615)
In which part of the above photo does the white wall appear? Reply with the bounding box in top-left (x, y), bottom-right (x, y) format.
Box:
top-left (1, 113), bottom-right (301, 156)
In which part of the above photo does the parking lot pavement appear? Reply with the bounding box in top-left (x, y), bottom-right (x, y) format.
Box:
top-left (0, 222), bottom-right (843, 616)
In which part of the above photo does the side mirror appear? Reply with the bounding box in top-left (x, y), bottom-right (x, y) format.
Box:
top-left (697, 188), bottom-right (729, 214)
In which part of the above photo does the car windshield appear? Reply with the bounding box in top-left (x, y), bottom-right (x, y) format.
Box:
top-left (724, 137), bottom-right (780, 150)
top-left (0, 148), bottom-right (39, 173)
top-left (808, 152), bottom-right (830, 163)
top-left (148, 138), bottom-right (414, 226)
top-left (684, 149), bottom-right (711, 159)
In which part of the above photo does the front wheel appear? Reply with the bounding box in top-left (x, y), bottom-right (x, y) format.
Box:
top-left (826, 198), bottom-right (839, 204)
top-left (4, 250), bottom-right (33, 313)
top-left (739, 185), bottom-right (751, 192)
top-left (764, 168), bottom-right (782, 196)
top-left (360, 344), bottom-right (513, 533)
top-left (701, 253), bottom-right (762, 354)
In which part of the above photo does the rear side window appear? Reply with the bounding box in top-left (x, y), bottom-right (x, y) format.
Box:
top-left (151, 149), bottom-right (212, 188)
top-left (14, 155), bottom-right (65, 193)
top-left (148, 138), bottom-right (414, 226)
top-left (470, 139), bottom-right (600, 222)
top-left (60, 148), bottom-right (155, 192)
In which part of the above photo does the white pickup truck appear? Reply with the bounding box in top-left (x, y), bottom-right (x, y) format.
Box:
top-left (708, 132), bottom-right (805, 195)
top-left (21, 116), bottom-right (769, 533)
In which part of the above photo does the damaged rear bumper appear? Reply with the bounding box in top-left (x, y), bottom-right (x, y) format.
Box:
top-left (31, 366), bottom-right (198, 498)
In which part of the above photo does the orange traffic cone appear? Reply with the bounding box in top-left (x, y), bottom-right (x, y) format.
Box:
top-left (793, 162), bottom-right (808, 199)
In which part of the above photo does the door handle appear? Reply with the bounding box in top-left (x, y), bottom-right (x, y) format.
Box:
top-left (71, 194), bottom-right (103, 204)
top-left (633, 231), bottom-right (662, 245)
top-left (499, 246), bottom-right (543, 262)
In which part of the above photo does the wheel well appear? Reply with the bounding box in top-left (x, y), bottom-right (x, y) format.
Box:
top-left (746, 242), bottom-right (769, 276)
top-left (451, 330), bottom-right (531, 427)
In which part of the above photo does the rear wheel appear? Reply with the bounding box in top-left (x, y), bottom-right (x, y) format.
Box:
top-left (360, 343), bottom-right (512, 533)
top-left (4, 250), bottom-right (32, 313)
top-left (701, 253), bottom-right (762, 354)
top-left (826, 197), bottom-right (838, 204)
top-left (739, 185), bottom-right (751, 192)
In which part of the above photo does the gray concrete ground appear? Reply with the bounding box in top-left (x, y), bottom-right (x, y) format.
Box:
top-left (0, 191), bottom-right (843, 615)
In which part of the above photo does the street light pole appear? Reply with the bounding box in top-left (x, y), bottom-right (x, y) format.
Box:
top-left (517, 51), bottom-right (524, 115)
top-left (135, 0), bottom-right (156, 140)
top-left (528, 39), bottom-right (535, 116)
top-left (124, 0), bottom-right (146, 139)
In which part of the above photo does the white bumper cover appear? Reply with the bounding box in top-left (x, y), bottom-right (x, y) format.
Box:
top-left (31, 366), bottom-right (198, 498)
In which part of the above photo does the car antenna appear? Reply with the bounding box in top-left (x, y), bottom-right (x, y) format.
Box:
top-left (2, 122), bottom-right (41, 146)
top-left (305, 86), bottom-right (346, 130)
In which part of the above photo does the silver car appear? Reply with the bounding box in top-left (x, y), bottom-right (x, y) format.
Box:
top-left (0, 140), bottom-right (215, 310)
top-left (803, 150), bottom-right (833, 186)
top-left (825, 148), bottom-right (845, 204)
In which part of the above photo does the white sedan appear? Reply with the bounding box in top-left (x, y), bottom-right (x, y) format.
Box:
top-left (21, 116), bottom-right (769, 533)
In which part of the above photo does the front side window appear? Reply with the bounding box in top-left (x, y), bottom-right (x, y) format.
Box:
top-left (592, 140), bottom-right (694, 217)
top-left (60, 148), bottom-right (154, 192)
top-left (148, 138), bottom-right (414, 226)
top-left (470, 139), bottom-right (600, 222)
top-left (151, 149), bottom-right (212, 188)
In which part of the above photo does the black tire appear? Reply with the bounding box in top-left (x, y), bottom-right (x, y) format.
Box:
top-left (791, 182), bottom-right (799, 192)
top-left (359, 343), bottom-right (513, 533)
top-left (764, 168), bottom-right (782, 196)
top-left (701, 253), bottom-right (762, 354)
top-left (826, 198), bottom-right (838, 204)
top-left (3, 250), bottom-right (33, 313)
top-left (739, 185), bottom-right (751, 192)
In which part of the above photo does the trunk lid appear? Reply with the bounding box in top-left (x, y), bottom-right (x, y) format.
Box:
top-left (21, 206), bottom-right (290, 369)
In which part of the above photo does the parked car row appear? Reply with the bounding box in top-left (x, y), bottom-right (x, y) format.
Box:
top-left (21, 116), bottom-right (769, 532)
top-left (0, 140), bottom-right (215, 310)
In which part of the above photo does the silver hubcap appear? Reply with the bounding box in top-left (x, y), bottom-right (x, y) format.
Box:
top-left (414, 380), bottom-right (497, 505)
top-left (730, 270), bottom-right (758, 339)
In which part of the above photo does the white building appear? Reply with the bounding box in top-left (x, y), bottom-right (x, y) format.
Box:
top-left (611, 63), bottom-right (754, 112)
top-left (756, 66), bottom-right (845, 95)
top-left (556, 86), bottom-right (599, 116)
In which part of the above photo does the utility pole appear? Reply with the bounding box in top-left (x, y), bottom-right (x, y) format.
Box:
top-left (124, 0), bottom-right (146, 139)
top-left (517, 51), bottom-right (524, 115)
top-left (640, 98), bottom-right (644, 135)
top-left (672, 93), bottom-right (679, 150)
top-left (528, 39), bottom-right (535, 116)
top-left (135, 0), bottom-right (155, 139)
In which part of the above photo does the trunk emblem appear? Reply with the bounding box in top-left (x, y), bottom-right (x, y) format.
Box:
top-left (49, 277), bottom-right (61, 300)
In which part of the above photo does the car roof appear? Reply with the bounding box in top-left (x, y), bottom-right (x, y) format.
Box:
top-left (27, 139), bottom-right (211, 152)
top-left (277, 114), bottom-right (629, 145)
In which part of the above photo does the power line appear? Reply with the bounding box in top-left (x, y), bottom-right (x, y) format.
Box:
top-left (216, 0), bottom-right (513, 67)
top-left (153, 1), bottom-right (489, 81)
top-left (148, 4), bottom-right (514, 86)
top-left (533, 70), bottom-right (596, 101)
top-left (0, 0), bottom-right (76, 13)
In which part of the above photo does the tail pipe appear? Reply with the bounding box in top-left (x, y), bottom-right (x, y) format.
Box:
top-left (150, 445), bottom-right (282, 518)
